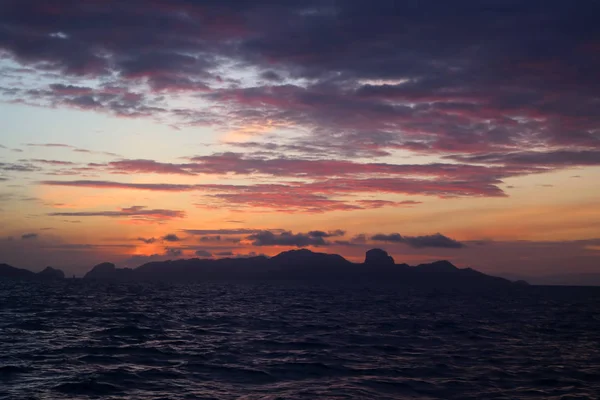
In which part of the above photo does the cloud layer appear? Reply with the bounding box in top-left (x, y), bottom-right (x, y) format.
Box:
top-left (1, 0), bottom-right (598, 165)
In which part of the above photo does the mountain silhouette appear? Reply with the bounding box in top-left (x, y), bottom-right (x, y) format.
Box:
top-left (364, 248), bottom-right (395, 266)
top-left (0, 263), bottom-right (36, 279)
top-left (1, 249), bottom-right (525, 288)
top-left (80, 248), bottom-right (519, 288)
top-left (0, 263), bottom-right (66, 280)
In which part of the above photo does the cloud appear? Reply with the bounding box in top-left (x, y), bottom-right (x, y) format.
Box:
top-left (371, 233), bottom-right (465, 249)
top-left (40, 177), bottom-right (508, 198)
top-left (215, 251), bottom-right (234, 256)
top-left (183, 229), bottom-right (283, 236)
top-left (24, 143), bottom-right (119, 157)
top-left (47, 206), bottom-right (185, 221)
top-left (0, 1), bottom-right (596, 166)
top-left (75, 153), bottom-right (544, 189)
top-left (0, 162), bottom-right (39, 172)
top-left (165, 248), bottom-right (183, 257)
top-left (25, 143), bottom-right (73, 148)
top-left (248, 230), bottom-right (331, 247)
top-left (356, 200), bottom-right (422, 208)
top-left (41, 180), bottom-right (198, 192)
top-left (3, 0), bottom-right (600, 226)
top-left (371, 233), bottom-right (403, 243)
top-left (449, 150), bottom-right (600, 167)
top-left (202, 191), bottom-right (364, 213)
top-left (21, 233), bottom-right (39, 240)
top-left (27, 159), bottom-right (77, 166)
top-left (41, 177), bottom-right (507, 213)
top-left (103, 159), bottom-right (197, 176)
top-left (184, 153), bottom-right (539, 179)
top-left (334, 234), bottom-right (369, 247)
top-left (307, 230), bottom-right (345, 238)
top-left (195, 250), bottom-right (212, 258)
top-left (162, 234), bottom-right (182, 242)
top-left (137, 237), bottom-right (156, 244)
top-left (199, 236), bottom-right (221, 242)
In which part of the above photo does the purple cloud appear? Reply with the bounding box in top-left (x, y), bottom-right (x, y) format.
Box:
top-left (162, 234), bottom-right (182, 242)
top-left (248, 230), bottom-right (329, 247)
top-left (195, 250), bottom-right (212, 258)
top-left (371, 233), bottom-right (465, 249)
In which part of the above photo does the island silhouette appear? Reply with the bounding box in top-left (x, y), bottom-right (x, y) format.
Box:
top-left (1, 249), bottom-right (523, 288)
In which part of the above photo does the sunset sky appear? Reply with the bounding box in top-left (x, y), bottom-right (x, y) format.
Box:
top-left (1, 1), bottom-right (599, 279)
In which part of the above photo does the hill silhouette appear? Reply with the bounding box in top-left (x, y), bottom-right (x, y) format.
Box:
top-left (1, 249), bottom-right (523, 288)
top-left (78, 248), bottom-right (517, 288)
top-left (0, 264), bottom-right (66, 280)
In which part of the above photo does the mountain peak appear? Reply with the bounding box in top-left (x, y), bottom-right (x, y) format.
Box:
top-left (416, 260), bottom-right (458, 272)
top-left (364, 248), bottom-right (395, 266)
top-left (91, 262), bottom-right (116, 271)
top-left (84, 262), bottom-right (118, 280)
top-left (270, 249), bottom-right (350, 266)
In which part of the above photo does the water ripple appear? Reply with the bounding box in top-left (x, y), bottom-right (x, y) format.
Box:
top-left (1, 281), bottom-right (599, 399)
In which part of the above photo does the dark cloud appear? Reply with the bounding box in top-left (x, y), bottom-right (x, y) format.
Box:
top-left (403, 234), bottom-right (465, 249)
top-left (307, 230), bottom-right (345, 238)
top-left (195, 250), bottom-right (212, 258)
top-left (165, 248), bottom-right (183, 258)
top-left (183, 229), bottom-right (281, 236)
top-left (248, 230), bottom-right (331, 247)
top-left (0, 162), bottom-right (39, 172)
top-left (21, 233), bottom-right (39, 240)
top-left (27, 159), bottom-right (77, 166)
top-left (334, 234), bottom-right (369, 247)
top-left (371, 233), bottom-right (465, 249)
top-left (216, 251), bottom-right (234, 256)
top-left (260, 70), bottom-right (283, 82)
top-left (371, 233), bottom-right (403, 243)
top-left (162, 234), bottom-right (182, 242)
top-left (138, 237), bottom-right (157, 244)
top-left (199, 236), bottom-right (221, 242)
top-left (47, 205), bottom-right (185, 221)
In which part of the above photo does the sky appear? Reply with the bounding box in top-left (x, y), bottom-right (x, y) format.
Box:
top-left (1, 0), bottom-right (599, 279)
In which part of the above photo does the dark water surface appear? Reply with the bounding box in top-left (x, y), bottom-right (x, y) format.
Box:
top-left (1, 281), bottom-right (599, 399)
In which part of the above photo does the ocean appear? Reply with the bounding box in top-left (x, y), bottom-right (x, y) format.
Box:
top-left (1, 280), bottom-right (599, 399)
